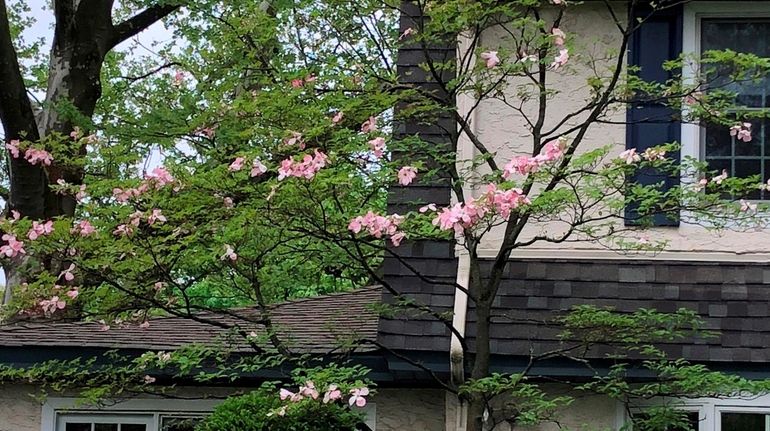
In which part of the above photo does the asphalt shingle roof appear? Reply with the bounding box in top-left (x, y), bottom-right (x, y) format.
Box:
top-left (0, 286), bottom-right (382, 354)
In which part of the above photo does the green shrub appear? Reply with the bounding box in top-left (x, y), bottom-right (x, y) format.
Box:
top-left (196, 384), bottom-right (364, 431)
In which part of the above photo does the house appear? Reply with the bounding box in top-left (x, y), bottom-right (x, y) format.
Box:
top-left (2, 1), bottom-right (770, 431)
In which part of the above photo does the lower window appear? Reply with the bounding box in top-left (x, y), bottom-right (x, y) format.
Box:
top-left (57, 414), bottom-right (203, 431)
top-left (720, 412), bottom-right (770, 431)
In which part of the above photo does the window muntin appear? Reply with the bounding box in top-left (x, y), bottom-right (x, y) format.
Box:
top-left (701, 19), bottom-right (770, 199)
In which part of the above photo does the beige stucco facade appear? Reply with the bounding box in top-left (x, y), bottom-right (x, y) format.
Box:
top-left (457, 1), bottom-right (770, 263)
top-left (0, 382), bottom-right (621, 431)
top-left (0, 384), bottom-right (41, 431)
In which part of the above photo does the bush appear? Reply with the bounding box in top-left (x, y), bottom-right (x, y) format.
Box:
top-left (196, 384), bottom-right (364, 431)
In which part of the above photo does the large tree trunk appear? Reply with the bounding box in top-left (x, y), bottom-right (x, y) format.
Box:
top-left (39, 0), bottom-right (114, 218)
top-left (0, 0), bottom-right (182, 304)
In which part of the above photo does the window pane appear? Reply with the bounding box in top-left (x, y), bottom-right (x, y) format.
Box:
top-left (121, 425), bottom-right (147, 431)
top-left (65, 424), bottom-right (92, 431)
top-left (94, 425), bottom-right (117, 431)
top-left (721, 412), bottom-right (767, 431)
top-left (706, 123), bottom-right (733, 157)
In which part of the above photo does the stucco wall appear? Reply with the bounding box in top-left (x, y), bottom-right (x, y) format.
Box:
top-left (459, 2), bottom-right (770, 262)
top-left (0, 384), bottom-right (43, 431)
top-left (375, 388), bottom-right (445, 431)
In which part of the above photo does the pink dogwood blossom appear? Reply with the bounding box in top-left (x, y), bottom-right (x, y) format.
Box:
top-left (147, 209), bottom-right (166, 226)
top-left (480, 51), bottom-right (500, 68)
top-left (24, 148), bottom-right (53, 166)
top-left (299, 381), bottom-right (319, 400)
top-left (361, 116), bottom-right (378, 133)
top-left (66, 289), bottom-right (79, 299)
top-left (39, 296), bottom-right (66, 315)
top-left (221, 244), bottom-right (237, 261)
top-left (323, 385), bottom-right (343, 403)
top-left (642, 147), bottom-right (666, 161)
top-left (28, 220), bottom-right (54, 240)
top-left (228, 157), bottom-right (246, 172)
top-left (552, 28), bottom-right (566, 45)
top-left (113, 224), bottom-right (134, 236)
top-left (73, 220), bottom-right (96, 237)
top-left (618, 149), bottom-right (641, 164)
top-left (551, 48), bottom-right (569, 69)
top-left (349, 387), bottom-right (369, 407)
top-left (6, 139), bottom-right (19, 158)
top-left (397, 166), bottom-right (418, 185)
top-left (251, 159), bottom-right (267, 177)
top-left (332, 111), bottom-right (344, 124)
top-left (368, 137), bottom-right (386, 158)
top-left (348, 211), bottom-right (405, 246)
top-left (59, 263), bottom-right (76, 282)
top-left (146, 167), bottom-right (175, 188)
top-left (730, 122), bottom-right (752, 142)
top-left (0, 234), bottom-right (25, 257)
top-left (283, 132), bottom-right (305, 149)
top-left (277, 150), bottom-right (328, 180)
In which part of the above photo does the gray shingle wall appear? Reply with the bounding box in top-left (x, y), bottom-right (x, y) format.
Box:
top-left (462, 259), bottom-right (770, 363)
top-left (379, 1), bottom-right (458, 352)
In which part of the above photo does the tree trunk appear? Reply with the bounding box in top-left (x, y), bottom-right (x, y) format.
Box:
top-left (466, 260), bottom-right (493, 431)
top-left (0, 0), bottom-right (181, 304)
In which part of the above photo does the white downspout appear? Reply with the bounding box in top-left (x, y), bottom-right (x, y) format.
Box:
top-left (450, 29), bottom-right (477, 431)
top-left (449, 251), bottom-right (471, 431)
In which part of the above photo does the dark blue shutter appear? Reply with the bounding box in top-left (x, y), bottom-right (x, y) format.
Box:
top-left (625, 5), bottom-right (683, 226)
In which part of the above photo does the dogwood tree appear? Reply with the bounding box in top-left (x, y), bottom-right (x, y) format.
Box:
top-left (2, 0), bottom-right (770, 430)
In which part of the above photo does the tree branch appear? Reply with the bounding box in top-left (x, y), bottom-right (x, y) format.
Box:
top-left (110, 2), bottom-right (184, 48)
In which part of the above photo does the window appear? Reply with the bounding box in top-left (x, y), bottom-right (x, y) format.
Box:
top-left (42, 398), bottom-right (217, 431)
top-left (681, 3), bottom-right (770, 201)
top-left (701, 19), bottom-right (770, 199)
top-left (628, 393), bottom-right (770, 431)
top-left (57, 414), bottom-right (153, 431)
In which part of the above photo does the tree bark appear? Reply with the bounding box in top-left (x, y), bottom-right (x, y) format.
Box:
top-left (0, 0), bottom-right (182, 304)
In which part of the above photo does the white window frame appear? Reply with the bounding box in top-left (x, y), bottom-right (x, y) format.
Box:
top-left (41, 396), bottom-right (377, 431)
top-left (621, 393), bottom-right (770, 431)
top-left (681, 2), bottom-right (770, 190)
top-left (41, 398), bottom-right (221, 431)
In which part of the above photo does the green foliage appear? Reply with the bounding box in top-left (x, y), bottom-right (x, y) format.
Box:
top-left (195, 385), bottom-right (361, 431)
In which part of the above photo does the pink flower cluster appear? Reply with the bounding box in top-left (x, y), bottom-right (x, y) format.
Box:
top-left (730, 123), bottom-right (752, 142)
top-left (348, 211), bottom-right (406, 246)
top-left (112, 209), bottom-right (166, 236)
top-left (502, 139), bottom-right (566, 179)
top-left (0, 234), bottom-right (24, 257)
top-left (291, 74), bottom-right (316, 88)
top-left (277, 150), bottom-right (328, 180)
top-left (72, 220), bottom-right (96, 237)
top-left (283, 132), bottom-right (305, 150)
top-left (28, 220), bottom-right (54, 240)
top-left (480, 51), bottom-right (500, 68)
top-left (39, 296), bottom-right (66, 316)
top-left (618, 149), bottom-right (641, 164)
top-left (275, 382), bottom-right (369, 417)
top-left (113, 167), bottom-right (176, 203)
top-left (7, 140), bottom-right (55, 166)
top-left (551, 28), bottom-right (569, 69)
top-left (429, 184), bottom-right (529, 234)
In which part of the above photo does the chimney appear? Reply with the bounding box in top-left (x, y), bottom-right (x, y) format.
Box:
top-left (377, 1), bottom-right (459, 354)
